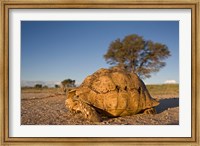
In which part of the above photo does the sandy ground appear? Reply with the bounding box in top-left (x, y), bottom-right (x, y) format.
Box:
top-left (21, 91), bottom-right (179, 125)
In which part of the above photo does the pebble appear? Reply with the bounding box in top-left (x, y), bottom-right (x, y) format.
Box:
top-left (21, 93), bottom-right (179, 125)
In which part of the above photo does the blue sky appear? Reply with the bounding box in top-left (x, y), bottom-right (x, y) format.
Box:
top-left (21, 21), bottom-right (179, 85)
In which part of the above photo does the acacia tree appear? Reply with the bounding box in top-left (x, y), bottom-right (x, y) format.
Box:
top-left (34, 84), bottom-right (42, 88)
top-left (61, 79), bottom-right (76, 88)
top-left (104, 34), bottom-right (171, 79)
top-left (55, 84), bottom-right (60, 88)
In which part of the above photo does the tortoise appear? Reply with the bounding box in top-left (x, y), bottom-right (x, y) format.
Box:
top-left (65, 68), bottom-right (159, 122)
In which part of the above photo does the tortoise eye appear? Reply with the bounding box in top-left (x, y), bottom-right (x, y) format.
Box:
top-left (73, 95), bottom-right (79, 100)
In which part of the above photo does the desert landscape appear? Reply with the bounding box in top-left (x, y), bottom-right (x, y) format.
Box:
top-left (21, 22), bottom-right (179, 125)
top-left (21, 84), bottom-right (179, 125)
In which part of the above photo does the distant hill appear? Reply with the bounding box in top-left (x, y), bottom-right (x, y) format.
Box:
top-left (21, 80), bottom-right (61, 88)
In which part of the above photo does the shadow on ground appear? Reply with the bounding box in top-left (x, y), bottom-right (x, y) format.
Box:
top-left (155, 97), bottom-right (179, 113)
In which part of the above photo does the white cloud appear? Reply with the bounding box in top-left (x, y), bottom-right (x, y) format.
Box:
top-left (54, 81), bottom-right (61, 85)
top-left (164, 80), bottom-right (177, 84)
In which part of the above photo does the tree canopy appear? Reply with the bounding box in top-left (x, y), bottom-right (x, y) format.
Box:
top-left (55, 84), bottom-right (60, 88)
top-left (34, 84), bottom-right (42, 88)
top-left (61, 79), bottom-right (76, 88)
top-left (104, 34), bottom-right (171, 78)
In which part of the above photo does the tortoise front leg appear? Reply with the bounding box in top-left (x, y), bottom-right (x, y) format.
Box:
top-left (66, 98), bottom-right (101, 122)
top-left (78, 102), bottom-right (101, 122)
top-left (65, 89), bottom-right (101, 122)
top-left (143, 107), bottom-right (157, 114)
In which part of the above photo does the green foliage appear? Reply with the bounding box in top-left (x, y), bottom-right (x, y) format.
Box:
top-left (34, 84), bottom-right (49, 89)
top-left (104, 34), bottom-right (171, 79)
top-left (55, 84), bottom-right (60, 88)
top-left (34, 84), bottom-right (42, 88)
top-left (61, 79), bottom-right (76, 88)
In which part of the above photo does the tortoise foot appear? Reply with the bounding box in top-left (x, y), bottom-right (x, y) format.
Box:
top-left (66, 98), bottom-right (101, 122)
top-left (143, 107), bottom-right (157, 114)
top-left (80, 103), bottom-right (102, 122)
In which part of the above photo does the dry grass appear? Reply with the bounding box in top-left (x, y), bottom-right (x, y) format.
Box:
top-left (22, 84), bottom-right (179, 95)
top-left (21, 87), bottom-right (61, 93)
top-left (146, 84), bottom-right (179, 99)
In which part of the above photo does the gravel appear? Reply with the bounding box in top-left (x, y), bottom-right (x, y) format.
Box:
top-left (21, 92), bottom-right (179, 125)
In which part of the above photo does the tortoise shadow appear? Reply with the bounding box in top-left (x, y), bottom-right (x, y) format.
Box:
top-left (155, 97), bottom-right (179, 114)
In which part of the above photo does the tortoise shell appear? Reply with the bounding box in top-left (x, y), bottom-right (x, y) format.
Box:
top-left (66, 68), bottom-right (159, 119)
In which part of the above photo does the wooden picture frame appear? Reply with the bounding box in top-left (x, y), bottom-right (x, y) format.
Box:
top-left (0, 0), bottom-right (199, 145)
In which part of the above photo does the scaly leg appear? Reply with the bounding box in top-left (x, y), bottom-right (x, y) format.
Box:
top-left (143, 107), bottom-right (157, 114)
top-left (78, 101), bottom-right (101, 122)
top-left (65, 98), bottom-right (101, 122)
